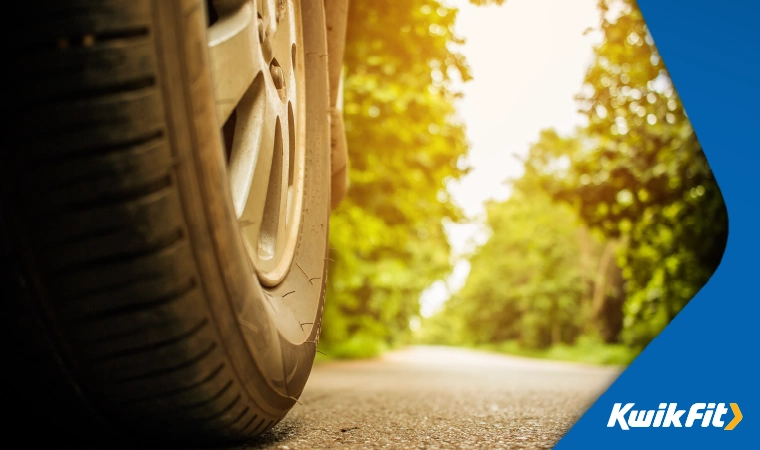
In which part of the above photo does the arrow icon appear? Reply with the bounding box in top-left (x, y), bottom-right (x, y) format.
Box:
top-left (724, 403), bottom-right (742, 430)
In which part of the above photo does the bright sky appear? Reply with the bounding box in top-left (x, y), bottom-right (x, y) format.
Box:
top-left (420, 0), bottom-right (602, 317)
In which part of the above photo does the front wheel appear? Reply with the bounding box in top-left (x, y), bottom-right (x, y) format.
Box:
top-left (4, 0), bottom-right (330, 443)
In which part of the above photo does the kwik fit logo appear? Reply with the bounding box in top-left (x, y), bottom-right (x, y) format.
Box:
top-left (608, 403), bottom-right (742, 430)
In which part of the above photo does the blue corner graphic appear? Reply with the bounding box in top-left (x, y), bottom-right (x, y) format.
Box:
top-left (558, 0), bottom-right (759, 448)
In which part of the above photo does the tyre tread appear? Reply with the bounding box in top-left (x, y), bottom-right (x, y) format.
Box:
top-left (6, 0), bottom-right (279, 443)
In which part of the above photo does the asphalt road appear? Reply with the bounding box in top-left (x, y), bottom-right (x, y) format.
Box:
top-left (228, 346), bottom-right (621, 449)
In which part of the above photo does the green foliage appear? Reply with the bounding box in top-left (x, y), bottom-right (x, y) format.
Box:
top-left (426, 183), bottom-right (608, 351)
top-left (321, 0), bottom-right (470, 357)
top-left (532, 0), bottom-right (728, 347)
top-left (430, 0), bottom-right (728, 355)
top-left (476, 336), bottom-right (636, 366)
top-left (324, 0), bottom-right (726, 361)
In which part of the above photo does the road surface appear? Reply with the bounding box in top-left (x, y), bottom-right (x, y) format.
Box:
top-left (227, 346), bottom-right (621, 449)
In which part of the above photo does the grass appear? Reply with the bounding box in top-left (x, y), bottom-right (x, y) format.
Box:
top-left (313, 334), bottom-right (390, 362)
top-left (313, 335), bottom-right (638, 366)
top-left (473, 336), bottom-right (638, 366)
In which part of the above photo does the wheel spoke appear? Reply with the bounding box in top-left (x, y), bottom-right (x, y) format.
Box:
top-left (270, 1), bottom-right (295, 80)
top-left (208, 2), bottom-right (265, 123)
top-left (272, 108), bottom-right (291, 262)
top-left (280, 1), bottom-right (300, 151)
top-left (259, 0), bottom-right (279, 45)
top-left (233, 78), bottom-right (281, 223)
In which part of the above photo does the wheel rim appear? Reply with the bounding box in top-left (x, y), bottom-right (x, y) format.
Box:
top-left (207, 0), bottom-right (306, 287)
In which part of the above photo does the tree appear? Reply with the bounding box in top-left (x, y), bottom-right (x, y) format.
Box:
top-left (427, 0), bottom-right (727, 353)
top-left (440, 187), bottom-right (593, 350)
top-left (527, 0), bottom-right (728, 347)
top-left (321, 0), bottom-right (473, 357)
